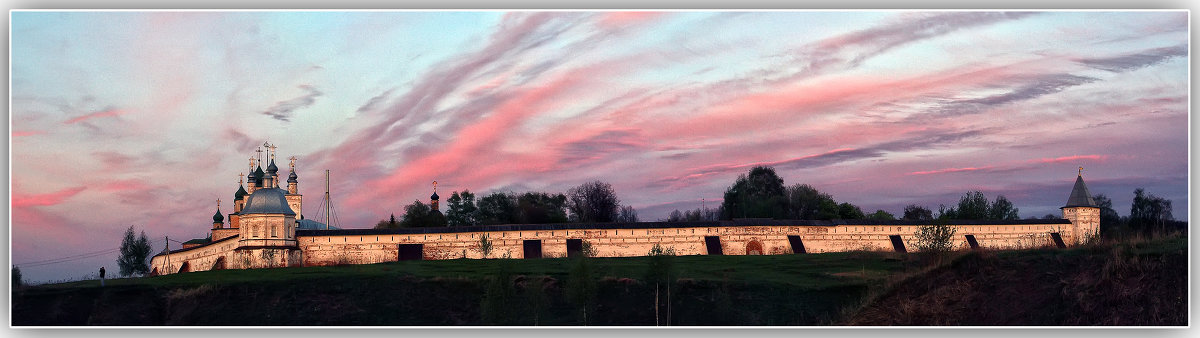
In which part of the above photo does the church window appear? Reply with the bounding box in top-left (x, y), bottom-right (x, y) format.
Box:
top-left (271, 224), bottom-right (277, 237)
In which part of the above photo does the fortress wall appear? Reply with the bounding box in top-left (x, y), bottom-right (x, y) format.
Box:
top-left (292, 222), bottom-right (1068, 267)
top-left (149, 238), bottom-right (239, 275)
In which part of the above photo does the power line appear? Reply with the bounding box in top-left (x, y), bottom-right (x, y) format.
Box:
top-left (14, 238), bottom-right (165, 268)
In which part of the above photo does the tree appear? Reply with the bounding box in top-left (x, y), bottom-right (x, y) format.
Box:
top-left (1130, 188), bottom-right (1173, 235)
top-left (459, 190), bottom-right (478, 225)
top-left (987, 195), bottom-right (1020, 220)
top-left (477, 234), bottom-right (494, 258)
top-left (721, 166), bottom-right (788, 220)
top-left (902, 204), bottom-right (934, 221)
top-left (117, 225), bottom-right (152, 277)
top-left (1093, 194), bottom-right (1124, 237)
top-left (616, 205), bottom-right (639, 223)
top-left (645, 244), bottom-right (676, 325)
top-left (446, 192), bottom-right (466, 226)
top-left (939, 191), bottom-right (1019, 220)
top-left (12, 265), bottom-right (23, 288)
top-left (517, 192), bottom-right (569, 224)
top-left (523, 275), bottom-right (550, 325)
top-left (373, 214), bottom-right (398, 229)
top-left (867, 209), bottom-right (895, 221)
top-left (785, 184), bottom-right (838, 220)
top-left (667, 209), bottom-right (685, 222)
top-left (446, 190), bottom-right (480, 227)
top-left (399, 200), bottom-right (448, 227)
top-left (477, 192), bottom-right (519, 225)
top-left (480, 260), bottom-right (517, 325)
top-left (567, 181), bottom-right (621, 223)
top-left (565, 256), bottom-right (597, 324)
top-left (837, 202), bottom-right (865, 219)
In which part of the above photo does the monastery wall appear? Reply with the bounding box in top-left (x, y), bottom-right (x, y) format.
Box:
top-left (150, 237), bottom-right (239, 275)
top-left (150, 238), bottom-right (303, 275)
top-left (294, 221), bottom-right (1069, 266)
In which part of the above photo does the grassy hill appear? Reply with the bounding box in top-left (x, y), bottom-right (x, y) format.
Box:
top-left (11, 236), bottom-right (1187, 326)
top-left (845, 236), bottom-right (1187, 326)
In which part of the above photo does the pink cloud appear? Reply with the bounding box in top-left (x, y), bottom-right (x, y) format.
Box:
top-left (12, 186), bottom-right (87, 207)
top-left (1034, 154), bottom-right (1107, 164)
top-left (907, 154), bottom-right (1108, 176)
top-left (597, 11), bottom-right (664, 29)
top-left (64, 108), bottom-right (126, 124)
top-left (12, 130), bottom-right (43, 137)
top-left (908, 166), bottom-right (993, 176)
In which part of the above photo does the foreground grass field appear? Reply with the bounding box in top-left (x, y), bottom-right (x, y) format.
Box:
top-left (12, 236), bottom-right (1187, 326)
top-left (40, 249), bottom-right (911, 290)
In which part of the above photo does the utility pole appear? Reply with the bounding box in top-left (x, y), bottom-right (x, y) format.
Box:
top-left (325, 170), bottom-right (331, 230)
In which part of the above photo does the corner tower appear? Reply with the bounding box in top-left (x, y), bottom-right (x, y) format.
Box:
top-left (1061, 167), bottom-right (1100, 244)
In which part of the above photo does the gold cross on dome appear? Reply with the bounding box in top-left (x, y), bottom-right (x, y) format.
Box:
top-left (216, 198), bottom-right (221, 209)
top-left (238, 173), bottom-right (244, 185)
top-left (432, 181), bottom-right (437, 192)
top-left (248, 157), bottom-right (255, 168)
top-left (289, 156), bottom-right (297, 169)
top-left (269, 144), bottom-right (277, 160)
top-left (1079, 166), bottom-right (1083, 176)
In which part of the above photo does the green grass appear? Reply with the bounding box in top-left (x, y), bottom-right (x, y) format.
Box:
top-left (25, 238), bottom-right (1181, 326)
top-left (42, 250), bottom-right (913, 290)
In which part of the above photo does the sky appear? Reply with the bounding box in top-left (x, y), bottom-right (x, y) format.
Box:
top-left (10, 10), bottom-right (1189, 283)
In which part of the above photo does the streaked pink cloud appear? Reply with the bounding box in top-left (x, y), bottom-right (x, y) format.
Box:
top-left (597, 11), bottom-right (664, 29)
top-left (12, 130), bottom-right (43, 137)
top-left (1034, 154), bottom-right (1108, 164)
top-left (907, 154), bottom-right (1109, 176)
top-left (63, 108), bottom-right (125, 124)
top-left (908, 166), bottom-right (994, 176)
top-left (12, 187), bottom-right (87, 207)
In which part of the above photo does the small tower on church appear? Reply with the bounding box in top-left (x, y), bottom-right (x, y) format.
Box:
top-left (284, 155), bottom-right (303, 217)
top-left (212, 199), bottom-right (224, 230)
top-left (287, 156), bottom-right (299, 194)
top-left (234, 174), bottom-right (248, 213)
top-left (1061, 167), bottom-right (1100, 245)
top-left (267, 143), bottom-right (280, 188)
top-left (430, 181), bottom-right (440, 212)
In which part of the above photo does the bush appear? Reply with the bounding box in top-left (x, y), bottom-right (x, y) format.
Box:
top-left (914, 222), bottom-right (957, 255)
top-left (477, 234), bottom-right (494, 258)
top-left (12, 265), bottom-right (23, 288)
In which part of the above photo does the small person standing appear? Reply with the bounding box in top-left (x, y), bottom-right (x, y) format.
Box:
top-left (99, 266), bottom-right (106, 287)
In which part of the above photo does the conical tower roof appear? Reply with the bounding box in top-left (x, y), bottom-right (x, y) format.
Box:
top-left (1062, 174), bottom-right (1097, 208)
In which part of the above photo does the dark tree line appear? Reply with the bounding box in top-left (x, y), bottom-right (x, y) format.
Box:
top-left (1094, 188), bottom-right (1181, 238)
top-left (377, 181), bottom-right (638, 228)
top-left (711, 166), bottom-right (1022, 222)
top-left (711, 166), bottom-right (906, 221)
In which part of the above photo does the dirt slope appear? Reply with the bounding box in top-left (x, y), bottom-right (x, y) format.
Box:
top-left (846, 239), bottom-right (1187, 326)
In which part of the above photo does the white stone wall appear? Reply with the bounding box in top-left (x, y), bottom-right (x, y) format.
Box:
top-left (293, 222), bottom-right (1067, 267)
top-left (153, 221), bottom-right (1071, 275)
